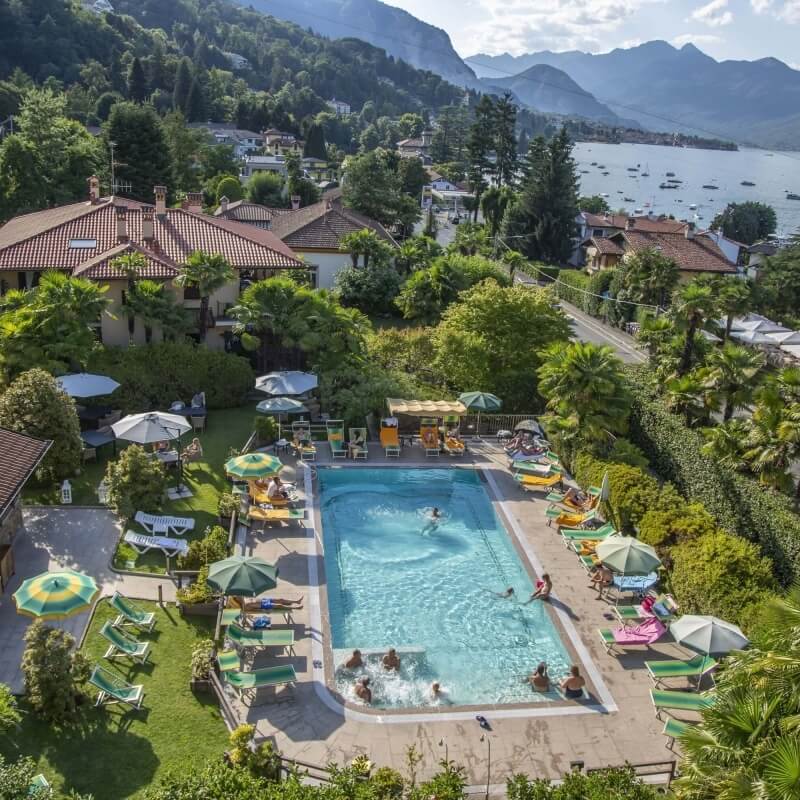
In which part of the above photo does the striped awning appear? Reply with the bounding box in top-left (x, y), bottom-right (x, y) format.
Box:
top-left (387, 398), bottom-right (468, 417)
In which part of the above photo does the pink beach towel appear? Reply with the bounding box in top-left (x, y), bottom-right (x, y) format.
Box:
top-left (612, 616), bottom-right (666, 645)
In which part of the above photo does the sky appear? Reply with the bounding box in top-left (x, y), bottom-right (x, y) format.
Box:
top-left (384, 0), bottom-right (800, 67)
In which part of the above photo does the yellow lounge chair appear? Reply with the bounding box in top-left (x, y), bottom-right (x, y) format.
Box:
top-left (514, 472), bottom-right (562, 491)
top-left (248, 480), bottom-right (290, 507)
top-left (420, 419), bottom-right (440, 457)
top-left (443, 436), bottom-right (465, 456)
top-left (380, 426), bottom-right (401, 457)
top-left (247, 507), bottom-right (305, 524)
top-left (546, 508), bottom-right (598, 528)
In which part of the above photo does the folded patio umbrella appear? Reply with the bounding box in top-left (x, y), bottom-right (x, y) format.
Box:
top-left (255, 371), bottom-right (318, 396)
top-left (224, 452), bottom-right (283, 478)
top-left (207, 556), bottom-right (278, 597)
top-left (111, 412), bottom-right (191, 444)
top-left (13, 569), bottom-right (99, 619)
top-left (256, 398), bottom-right (308, 415)
top-left (596, 536), bottom-right (661, 575)
top-left (57, 373), bottom-right (120, 398)
top-left (671, 614), bottom-right (749, 656)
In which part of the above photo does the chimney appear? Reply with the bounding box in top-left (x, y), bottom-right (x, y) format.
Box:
top-left (88, 175), bottom-right (100, 204)
top-left (291, 195), bottom-right (301, 211)
top-left (142, 205), bottom-right (155, 242)
top-left (626, 217), bottom-right (635, 230)
top-left (153, 185), bottom-right (167, 216)
top-left (220, 196), bottom-right (229, 213)
top-left (421, 129), bottom-right (432, 147)
top-left (685, 222), bottom-right (696, 240)
top-left (115, 205), bottom-right (128, 242)
top-left (187, 192), bottom-right (203, 214)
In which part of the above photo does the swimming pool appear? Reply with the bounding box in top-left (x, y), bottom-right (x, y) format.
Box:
top-left (319, 467), bottom-right (574, 708)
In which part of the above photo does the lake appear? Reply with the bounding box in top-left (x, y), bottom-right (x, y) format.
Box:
top-left (573, 142), bottom-right (800, 236)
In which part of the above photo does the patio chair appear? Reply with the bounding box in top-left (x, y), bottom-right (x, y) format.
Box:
top-left (443, 435), bottom-right (465, 456)
top-left (650, 688), bottom-right (715, 720)
top-left (82, 447), bottom-right (97, 463)
top-left (560, 524), bottom-right (617, 546)
top-left (380, 424), bottom-right (401, 457)
top-left (134, 512), bottom-right (195, 536)
top-left (246, 506), bottom-right (305, 525)
top-left (191, 416), bottom-right (206, 432)
top-left (29, 773), bottom-right (51, 794)
top-left (545, 487), bottom-right (600, 513)
top-left (226, 622), bottom-right (295, 654)
top-left (512, 461), bottom-right (557, 477)
top-left (249, 480), bottom-right (291, 507)
top-left (598, 617), bottom-right (666, 655)
top-left (89, 664), bottom-right (144, 709)
top-left (613, 594), bottom-right (678, 626)
top-left (514, 472), bottom-right (563, 492)
top-left (420, 419), bottom-right (440, 457)
top-left (663, 717), bottom-right (690, 750)
top-left (99, 621), bottom-right (151, 663)
top-left (349, 427), bottom-right (368, 460)
top-left (241, 597), bottom-right (303, 623)
top-left (222, 664), bottom-right (297, 703)
top-left (326, 421), bottom-right (347, 460)
top-left (110, 592), bottom-right (156, 632)
top-left (546, 507), bottom-right (598, 528)
top-left (645, 654), bottom-right (718, 689)
top-left (217, 649), bottom-right (240, 673)
top-left (291, 421), bottom-right (316, 461)
top-left (124, 531), bottom-right (189, 558)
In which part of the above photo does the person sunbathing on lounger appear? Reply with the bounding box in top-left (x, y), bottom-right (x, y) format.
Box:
top-left (563, 486), bottom-right (590, 508)
top-left (239, 596), bottom-right (303, 612)
top-left (525, 574), bottom-right (552, 604)
top-left (383, 648), bottom-right (401, 671)
top-left (355, 676), bottom-right (372, 704)
top-left (267, 476), bottom-right (289, 501)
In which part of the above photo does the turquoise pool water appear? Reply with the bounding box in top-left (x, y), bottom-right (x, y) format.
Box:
top-left (319, 467), bottom-right (573, 708)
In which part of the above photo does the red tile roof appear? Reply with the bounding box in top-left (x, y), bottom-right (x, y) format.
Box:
top-left (582, 212), bottom-right (688, 234)
top-left (0, 428), bottom-right (51, 519)
top-left (0, 197), bottom-right (304, 274)
top-left (613, 230), bottom-right (736, 273)
top-left (587, 236), bottom-right (624, 255)
top-left (73, 243), bottom-right (180, 280)
top-left (213, 200), bottom-right (292, 228)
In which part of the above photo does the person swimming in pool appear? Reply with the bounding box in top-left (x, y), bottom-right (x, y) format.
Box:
top-left (421, 507), bottom-right (442, 535)
top-left (487, 586), bottom-right (515, 599)
top-left (344, 649), bottom-right (363, 669)
top-left (355, 676), bottom-right (372, 704)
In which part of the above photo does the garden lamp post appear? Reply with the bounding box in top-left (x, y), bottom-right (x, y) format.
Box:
top-left (480, 734), bottom-right (492, 800)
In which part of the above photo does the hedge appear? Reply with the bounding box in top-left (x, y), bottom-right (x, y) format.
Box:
top-left (88, 342), bottom-right (255, 413)
top-left (551, 269), bottom-right (590, 309)
top-left (626, 365), bottom-right (800, 586)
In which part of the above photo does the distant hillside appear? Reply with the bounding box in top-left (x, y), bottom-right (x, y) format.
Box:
top-left (484, 64), bottom-right (622, 125)
top-left (234, 0), bottom-right (481, 89)
top-left (467, 42), bottom-right (800, 149)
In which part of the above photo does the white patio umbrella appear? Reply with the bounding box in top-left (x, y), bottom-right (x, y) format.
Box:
top-left (111, 412), bottom-right (191, 444)
top-left (56, 373), bottom-right (120, 398)
top-left (671, 614), bottom-right (749, 656)
top-left (255, 371), bottom-right (318, 396)
top-left (256, 398), bottom-right (308, 415)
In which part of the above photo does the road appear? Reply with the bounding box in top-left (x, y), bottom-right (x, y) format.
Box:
top-left (560, 301), bottom-right (647, 364)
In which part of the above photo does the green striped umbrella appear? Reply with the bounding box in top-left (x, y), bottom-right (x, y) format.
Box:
top-left (207, 556), bottom-right (279, 597)
top-left (13, 569), bottom-right (99, 620)
top-left (224, 452), bottom-right (283, 479)
top-left (458, 392), bottom-right (501, 438)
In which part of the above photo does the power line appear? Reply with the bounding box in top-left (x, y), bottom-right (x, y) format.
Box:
top-left (269, 5), bottom-right (800, 164)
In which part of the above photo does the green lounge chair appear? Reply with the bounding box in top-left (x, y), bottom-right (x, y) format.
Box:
top-left (646, 654), bottom-right (718, 688)
top-left (110, 592), bottom-right (156, 631)
top-left (613, 603), bottom-right (675, 626)
top-left (89, 665), bottom-right (144, 709)
top-left (227, 622), bottom-right (295, 653)
top-left (99, 621), bottom-right (150, 663)
top-left (326, 421), bottom-right (347, 460)
top-left (223, 665), bottom-right (297, 702)
top-left (29, 773), bottom-right (51, 794)
top-left (560, 523), bottom-right (616, 545)
top-left (663, 717), bottom-right (690, 749)
top-left (217, 649), bottom-right (240, 673)
top-left (650, 688), bottom-right (715, 720)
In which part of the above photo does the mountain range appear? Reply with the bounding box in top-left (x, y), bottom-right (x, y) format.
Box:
top-left (467, 42), bottom-right (800, 149)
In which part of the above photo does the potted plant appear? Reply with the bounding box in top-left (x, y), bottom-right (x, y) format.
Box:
top-left (190, 638), bottom-right (214, 692)
top-left (253, 415), bottom-right (279, 447)
top-left (226, 724), bottom-right (282, 780)
top-left (176, 567), bottom-right (220, 616)
top-left (217, 492), bottom-right (239, 527)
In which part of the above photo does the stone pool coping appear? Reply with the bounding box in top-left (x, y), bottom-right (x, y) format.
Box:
top-left (303, 462), bottom-right (617, 723)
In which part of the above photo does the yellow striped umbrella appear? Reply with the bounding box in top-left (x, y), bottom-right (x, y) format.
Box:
top-left (224, 452), bottom-right (284, 479)
top-left (13, 569), bottom-right (99, 620)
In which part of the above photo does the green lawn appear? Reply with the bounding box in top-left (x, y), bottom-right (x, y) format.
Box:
top-left (25, 406), bottom-right (257, 574)
top-left (1, 600), bottom-right (228, 799)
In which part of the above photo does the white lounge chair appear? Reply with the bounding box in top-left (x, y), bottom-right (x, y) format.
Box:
top-left (124, 530), bottom-right (188, 558)
top-left (134, 511), bottom-right (195, 536)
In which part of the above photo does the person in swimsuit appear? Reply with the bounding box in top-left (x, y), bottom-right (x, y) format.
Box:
top-left (525, 574), bottom-right (552, 604)
top-left (422, 507), bottom-right (441, 535)
top-left (355, 676), bottom-right (372, 704)
top-left (344, 649), bottom-right (363, 669)
top-left (560, 665), bottom-right (586, 699)
top-left (382, 648), bottom-right (401, 671)
top-left (489, 587), bottom-right (515, 599)
top-left (527, 662), bottom-right (550, 692)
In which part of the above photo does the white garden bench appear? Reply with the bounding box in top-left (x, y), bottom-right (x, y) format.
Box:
top-left (124, 530), bottom-right (189, 558)
top-left (134, 511), bottom-right (195, 537)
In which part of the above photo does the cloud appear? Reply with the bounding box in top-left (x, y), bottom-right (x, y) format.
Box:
top-left (751, 0), bottom-right (800, 21)
top-left (672, 33), bottom-right (723, 47)
top-left (460, 0), bottom-right (664, 56)
top-left (689, 0), bottom-right (733, 25)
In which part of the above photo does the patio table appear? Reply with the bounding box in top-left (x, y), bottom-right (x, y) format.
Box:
top-left (154, 450), bottom-right (180, 466)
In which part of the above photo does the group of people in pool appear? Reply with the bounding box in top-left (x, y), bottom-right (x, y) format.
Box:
top-left (525, 662), bottom-right (586, 698)
top-left (344, 648), bottom-right (447, 705)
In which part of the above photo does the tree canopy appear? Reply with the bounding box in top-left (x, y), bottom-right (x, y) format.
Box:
top-left (711, 201), bottom-right (777, 245)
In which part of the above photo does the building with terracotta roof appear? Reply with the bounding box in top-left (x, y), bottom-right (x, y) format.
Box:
top-left (397, 131), bottom-right (433, 165)
top-left (0, 178), bottom-right (306, 349)
top-left (583, 224), bottom-right (737, 278)
top-left (213, 199), bottom-right (293, 230)
top-left (0, 429), bottom-right (51, 555)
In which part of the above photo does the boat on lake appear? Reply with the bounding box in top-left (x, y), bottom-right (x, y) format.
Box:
top-left (627, 167), bottom-right (638, 171)
top-left (741, 180), bottom-right (756, 186)
top-left (624, 197), bottom-right (634, 202)
top-left (666, 171), bottom-right (675, 177)
top-left (659, 182), bottom-right (678, 189)
top-left (788, 193), bottom-right (800, 200)
top-left (689, 203), bottom-right (697, 210)
top-left (702, 184), bottom-right (719, 190)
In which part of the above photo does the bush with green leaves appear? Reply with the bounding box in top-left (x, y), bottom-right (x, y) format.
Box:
top-left (217, 491), bottom-right (241, 520)
top-left (507, 766), bottom-right (661, 800)
top-left (335, 262), bottom-right (403, 315)
top-left (551, 269), bottom-right (590, 309)
top-left (178, 525), bottom-right (229, 570)
top-left (88, 341), bottom-right (254, 412)
top-left (626, 365), bottom-right (800, 585)
top-left (190, 639), bottom-right (215, 680)
top-left (176, 566), bottom-right (217, 605)
top-left (638, 501), bottom-right (718, 551)
top-left (0, 368), bottom-right (82, 482)
top-left (21, 620), bottom-right (90, 723)
top-left (670, 531), bottom-right (776, 627)
top-left (253, 415), bottom-right (279, 445)
top-left (0, 754), bottom-right (50, 800)
top-left (228, 724), bottom-right (281, 780)
top-left (606, 438), bottom-right (648, 469)
top-left (105, 444), bottom-right (167, 521)
top-left (215, 174), bottom-right (244, 203)
top-left (0, 682), bottom-right (20, 735)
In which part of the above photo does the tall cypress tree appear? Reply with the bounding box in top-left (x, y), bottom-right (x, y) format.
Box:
top-left (185, 77), bottom-right (205, 122)
top-left (466, 95), bottom-right (494, 222)
top-left (172, 57), bottom-right (193, 113)
top-left (127, 57), bottom-right (147, 104)
top-left (303, 123), bottom-right (327, 160)
top-left (493, 93), bottom-right (518, 188)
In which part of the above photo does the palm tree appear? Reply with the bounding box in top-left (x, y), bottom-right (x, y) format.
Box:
top-left (716, 278), bottom-right (752, 342)
top-left (123, 280), bottom-right (191, 344)
top-left (674, 586), bottom-right (800, 800)
top-left (672, 281), bottom-right (717, 375)
top-left (501, 249), bottom-right (527, 283)
top-left (339, 229), bottom-right (391, 270)
top-left (620, 247), bottom-right (679, 309)
top-left (701, 419), bottom-right (751, 469)
top-left (394, 236), bottom-right (442, 276)
top-left (742, 388), bottom-right (798, 492)
top-left (175, 251), bottom-right (234, 342)
top-left (665, 371), bottom-right (715, 426)
top-left (537, 341), bottom-right (630, 453)
top-left (705, 342), bottom-right (765, 421)
top-left (111, 252), bottom-right (147, 340)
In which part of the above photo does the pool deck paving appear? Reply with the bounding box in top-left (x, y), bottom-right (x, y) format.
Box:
top-left (229, 441), bottom-right (687, 786)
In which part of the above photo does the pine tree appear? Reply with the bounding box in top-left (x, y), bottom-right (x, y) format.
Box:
top-left (303, 123), bottom-right (328, 160)
top-left (185, 76), bottom-right (205, 122)
top-left (172, 57), bottom-right (193, 113)
top-left (466, 95), bottom-right (494, 222)
top-left (493, 93), bottom-right (518, 188)
top-left (127, 57), bottom-right (147, 103)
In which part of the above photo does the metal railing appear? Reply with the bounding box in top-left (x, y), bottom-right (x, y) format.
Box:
top-left (462, 413), bottom-right (542, 437)
top-left (585, 759), bottom-right (677, 786)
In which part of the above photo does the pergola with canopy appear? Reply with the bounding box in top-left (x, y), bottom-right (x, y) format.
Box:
top-left (386, 398), bottom-right (468, 437)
